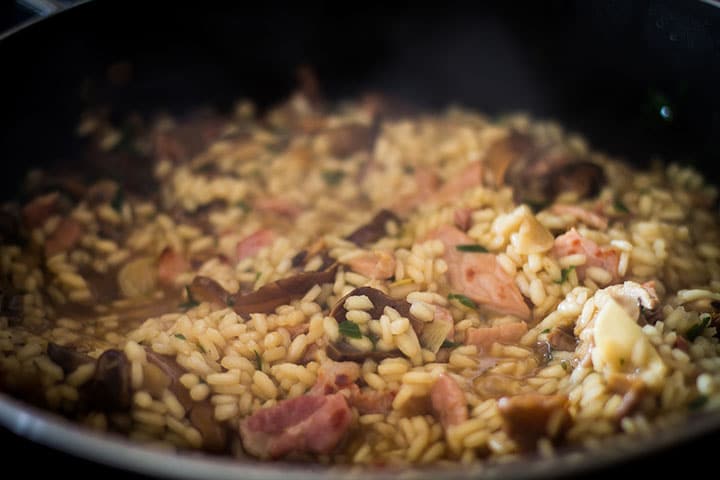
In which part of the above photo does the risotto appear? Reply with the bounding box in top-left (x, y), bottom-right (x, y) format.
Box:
top-left (1, 82), bottom-right (719, 466)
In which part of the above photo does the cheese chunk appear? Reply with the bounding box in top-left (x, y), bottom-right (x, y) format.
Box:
top-left (591, 298), bottom-right (666, 389)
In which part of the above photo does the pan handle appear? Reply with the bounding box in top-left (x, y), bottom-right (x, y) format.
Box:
top-left (16, 0), bottom-right (67, 17)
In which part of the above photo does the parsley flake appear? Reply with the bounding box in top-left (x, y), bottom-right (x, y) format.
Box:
top-left (448, 293), bottom-right (477, 309)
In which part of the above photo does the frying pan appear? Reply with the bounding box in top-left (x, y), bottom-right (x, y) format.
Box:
top-left (1, 0), bottom-right (719, 478)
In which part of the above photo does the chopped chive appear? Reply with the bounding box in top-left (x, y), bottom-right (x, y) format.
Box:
top-left (441, 340), bottom-right (461, 349)
top-left (613, 199), bottom-right (630, 214)
top-left (541, 328), bottom-right (550, 334)
top-left (686, 314), bottom-right (711, 342)
top-left (448, 293), bottom-right (477, 309)
top-left (197, 343), bottom-right (206, 354)
top-left (322, 169), bottom-right (345, 186)
top-left (254, 350), bottom-right (263, 370)
top-left (456, 244), bottom-right (489, 253)
top-left (173, 333), bottom-right (186, 340)
top-left (254, 271), bottom-right (262, 282)
top-left (339, 321), bottom-right (362, 339)
top-left (555, 266), bottom-right (576, 284)
top-left (689, 395), bottom-right (708, 411)
top-left (560, 360), bottom-right (570, 372)
top-left (403, 165), bottom-right (415, 175)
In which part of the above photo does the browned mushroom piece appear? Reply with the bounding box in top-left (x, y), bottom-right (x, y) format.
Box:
top-left (47, 343), bottom-right (94, 374)
top-left (326, 286), bottom-right (424, 363)
top-left (497, 393), bottom-right (571, 451)
top-left (86, 349), bottom-right (132, 411)
top-left (325, 124), bottom-right (376, 158)
top-left (532, 340), bottom-right (553, 367)
top-left (189, 401), bottom-right (229, 453)
top-left (345, 210), bottom-right (401, 246)
top-left (329, 286), bottom-right (424, 336)
top-left (326, 342), bottom-right (401, 363)
top-left (547, 326), bottom-right (578, 352)
top-left (548, 162), bottom-right (605, 201)
top-left (144, 350), bottom-right (193, 409)
top-left (498, 131), bottom-right (606, 207)
top-left (483, 131), bottom-right (533, 188)
top-left (188, 275), bottom-right (232, 308)
top-left (231, 264), bottom-right (338, 319)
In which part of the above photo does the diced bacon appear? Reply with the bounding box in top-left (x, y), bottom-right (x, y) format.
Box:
top-left (551, 204), bottom-right (608, 230)
top-left (345, 251), bottom-right (396, 280)
top-left (157, 248), bottom-right (190, 285)
top-left (22, 192), bottom-right (60, 229)
top-left (236, 229), bottom-right (275, 262)
top-left (239, 392), bottom-right (352, 459)
top-left (254, 197), bottom-right (302, 219)
top-left (309, 361), bottom-right (361, 396)
top-left (465, 322), bottom-right (528, 352)
top-left (349, 389), bottom-right (395, 415)
top-left (44, 217), bottom-right (83, 257)
top-left (432, 161), bottom-right (483, 205)
top-left (453, 207), bottom-right (473, 232)
top-left (429, 225), bottom-right (531, 320)
top-left (430, 374), bottom-right (468, 429)
top-left (552, 229), bottom-right (621, 283)
top-left (392, 168), bottom-right (440, 214)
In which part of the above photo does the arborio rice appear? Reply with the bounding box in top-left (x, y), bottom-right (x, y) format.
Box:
top-left (1, 82), bottom-right (720, 466)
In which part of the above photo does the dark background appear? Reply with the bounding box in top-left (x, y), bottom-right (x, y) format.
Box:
top-left (1, 0), bottom-right (719, 478)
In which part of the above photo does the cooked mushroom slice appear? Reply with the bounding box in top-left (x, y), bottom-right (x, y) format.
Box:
top-left (47, 343), bottom-right (93, 374)
top-left (548, 162), bottom-right (605, 201)
top-left (189, 401), bottom-right (229, 453)
top-left (86, 349), bottom-right (131, 411)
top-left (188, 275), bottom-right (232, 308)
top-left (326, 342), bottom-right (400, 363)
top-left (325, 124), bottom-right (375, 158)
top-left (330, 286), bottom-right (424, 336)
top-left (498, 393), bottom-right (570, 451)
top-left (345, 209), bottom-right (401, 246)
top-left (231, 264), bottom-right (338, 319)
top-left (145, 350), bottom-right (192, 409)
top-left (547, 326), bottom-right (577, 352)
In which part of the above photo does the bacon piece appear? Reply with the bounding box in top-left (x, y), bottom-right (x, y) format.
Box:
top-left (345, 251), bottom-right (396, 280)
top-left (453, 207), bottom-right (473, 232)
top-left (236, 228), bottom-right (275, 262)
top-left (465, 322), bottom-right (528, 352)
top-left (430, 225), bottom-right (531, 320)
top-left (432, 161), bottom-right (483, 205)
top-left (430, 374), bottom-right (468, 429)
top-left (239, 393), bottom-right (352, 459)
top-left (309, 361), bottom-right (361, 396)
top-left (350, 389), bottom-right (395, 415)
top-left (552, 229), bottom-right (621, 283)
top-left (157, 248), bottom-right (190, 285)
top-left (254, 197), bottom-right (302, 219)
top-left (22, 192), bottom-right (61, 229)
top-left (44, 217), bottom-right (83, 257)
